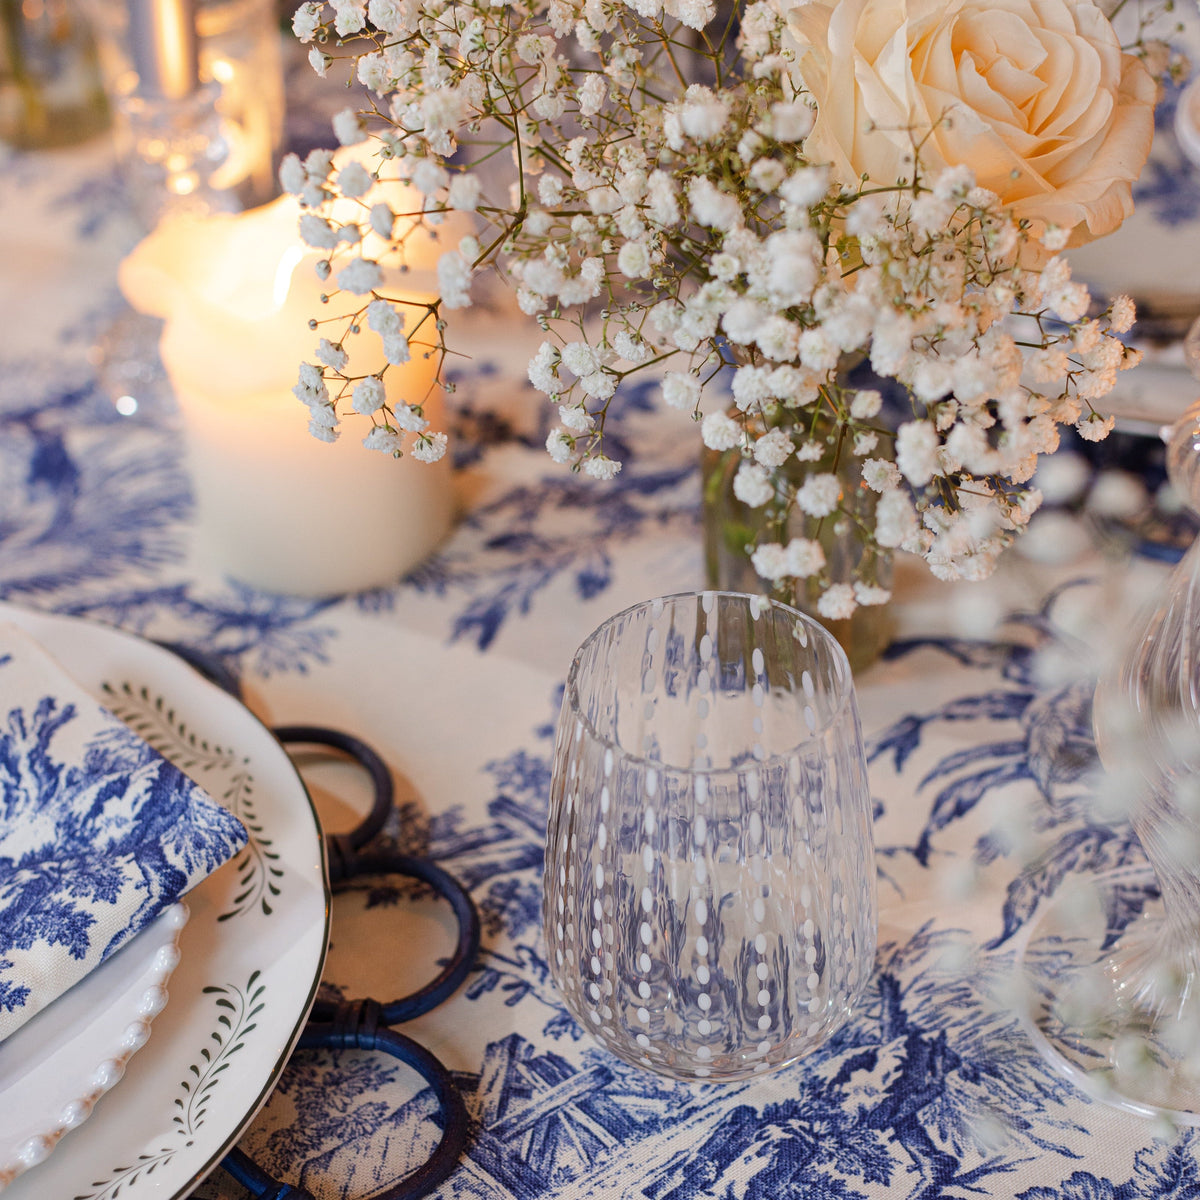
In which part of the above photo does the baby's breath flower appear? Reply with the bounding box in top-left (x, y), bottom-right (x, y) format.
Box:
top-left (337, 258), bottom-right (383, 294)
top-left (289, 0), bottom-right (1155, 604)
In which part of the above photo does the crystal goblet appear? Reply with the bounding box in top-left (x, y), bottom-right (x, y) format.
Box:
top-left (543, 591), bottom-right (877, 1081)
top-left (1019, 398), bottom-right (1200, 1122)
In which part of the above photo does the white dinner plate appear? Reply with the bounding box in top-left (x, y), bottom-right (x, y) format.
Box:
top-left (0, 903), bottom-right (189, 1189)
top-left (0, 604), bottom-right (330, 1200)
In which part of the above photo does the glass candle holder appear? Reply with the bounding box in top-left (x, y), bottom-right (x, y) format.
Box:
top-left (543, 591), bottom-right (877, 1081)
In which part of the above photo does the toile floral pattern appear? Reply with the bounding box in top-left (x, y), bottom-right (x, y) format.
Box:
top-left (0, 624), bottom-right (248, 1042)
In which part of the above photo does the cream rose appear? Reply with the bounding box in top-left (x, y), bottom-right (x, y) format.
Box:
top-left (786, 0), bottom-right (1156, 243)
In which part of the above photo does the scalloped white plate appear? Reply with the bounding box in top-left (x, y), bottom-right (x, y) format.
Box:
top-left (0, 605), bottom-right (330, 1200)
top-left (0, 902), bottom-right (189, 1188)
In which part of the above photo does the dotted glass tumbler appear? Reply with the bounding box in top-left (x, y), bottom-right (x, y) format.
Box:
top-left (543, 591), bottom-right (877, 1081)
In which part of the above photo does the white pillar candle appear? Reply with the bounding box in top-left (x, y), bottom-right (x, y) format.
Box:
top-left (119, 188), bottom-right (456, 597)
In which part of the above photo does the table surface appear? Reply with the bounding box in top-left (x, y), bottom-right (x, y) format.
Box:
top-left (6, 46), bottom-right (1200, 1200)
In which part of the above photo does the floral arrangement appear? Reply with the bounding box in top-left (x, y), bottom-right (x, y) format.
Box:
top-left (284, 0), bottom-right (1167, 620)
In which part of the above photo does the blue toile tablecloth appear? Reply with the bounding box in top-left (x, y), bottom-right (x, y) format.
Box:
top-left (6, 34), bottom-right (1200, 1200)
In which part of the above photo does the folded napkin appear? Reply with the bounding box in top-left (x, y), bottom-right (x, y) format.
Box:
top-left (0, 622), bottom-right (248, 1042)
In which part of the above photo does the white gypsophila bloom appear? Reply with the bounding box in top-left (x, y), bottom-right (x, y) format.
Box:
top-left (731, 364), bottom-right (772, 411)
top-left (307, 400), bottom-right (338, 429)
top-left (846, 194), bottom-right (885, 237)
top-left (437, 250), bottom-right (473, 308)
top-left (1110, 294), bottom-right (1136, 334)
top-left (689, 177), bottom-right (742, 232)
top-left (751, 542), bottom-right (790, 580)
top-left (293, 2), bottom-right (322, 40)
top-left (661, 371), bottom-right (701, 411)
top-left (517, 289), bottom-right (545, 316)
top-left (733, 462), bottom-right (774, 507)
top-left (538, 175), bottom-right (565, 205)
top-left (764, 229), bottom-right (819, 306)
top-left (896, 421), bottom-right (940, 486)
top-left (876, 489), bottom-right (918, 548)
top-left (769, 100), bottom-right (815, 142)
top-left (817, 584), bottom-right (857, 620)
top-left (369, 204), bottom-right (394, 238)
top-left (331, 0), bottom-right (366, 35)
top-left (1076, 412), bottom-right (1116, 442)
top-left (779, 166), bottom-right (829, 209)
top-left (853, 431), bottom-right (878, 456)
top-left (299, 214), bottom-right (338, 250)
top-left (279, 153), bottom-right (307, 195)
top-left (357, 52), bottom-right (391, 93)
top-left (585, 186), bottom-right (621, 215)
top-left (614, 330), bottom-right (651, 363)
top-left (850, 389), bottom-right (883, 419)
top-left (392, 404), bottom-right (428, 433)
top-left (1041, 225), bottom-right (1071, 251)
top-left (316, 338), bottom-right (348, 370)
top-left (722, 298), bottom-right (767, 345)
top-left (367, 299), bottom-right (402, 335)
top-left (412, 158), bottom-right (450, 196)
top-left (579, 73), bottom-right (608, 115)
top-left (337, 161), bottom-right (374, 198)
top-left (293, 362), bottom-right (328, 406)
top-left (756, 316), bottom-right (801, 362)
top-left (701, 411), bottom-right (742, 451)
top-left (680, 88), bottom-right (731, 141)
top-left (559, 404), bottom-right (594, 432)
top-left (854, 582), bottom-right (892, 606)
top-left (412, 433), bottom-right (448, 463)
top-left (796, 473), bottom-right (841, 517)
top-left (580, 370), bottom-right (618, 400)
top-left (562, 342), bottom-right (600, 378)
top-left (785, 537), bottom-right (825, 577)
top-left (646, 171), bottom-right (680, 227)
top-left (798, 328), bottom-right (839, 373)
top-left (861, 458), bottom-right (901, 492)
top-left (796, 441), bottom-right (824, 462)
top-left (447, 174), bottom-right (482, 211)
top-left (584, 455), bottom-right (622, 480)
top-left (363, 426), bottom-right (404, 454)
top-left (367, 0), bottom-right (408, 33)
top-left (337, 257), bottom-right (383, 294)
top-left (383, 333), bottom-right (410, 364)
top-left (749, 158), bottom-right (787, 192)
top-left (528, 342), bottom-right (560, 393)
top-left (546, 428), bottom-right (573, 463)
top-left (309, 418), bottom-right (339, 443)
top-left (617, 240), bottom-right (652, 278)
top-left (333, 107), bottom-right (366, 146)
top-left (308, 48), bottom-right (330, 77)
top-left (753, 428), bottom-right (793, 468)
top-left (352, 376), bottom-right (387, 415)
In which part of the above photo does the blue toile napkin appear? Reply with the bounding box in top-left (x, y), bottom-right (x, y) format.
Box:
top-left (0, 622), bottom-right (248, 1042)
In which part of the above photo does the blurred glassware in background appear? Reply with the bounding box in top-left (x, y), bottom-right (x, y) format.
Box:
top-left (86, 0), bottom-right (287, 425)
top-left (83, 0), bottom-right (284, 221)
top-left (0, 0), bottom-right (109, 149)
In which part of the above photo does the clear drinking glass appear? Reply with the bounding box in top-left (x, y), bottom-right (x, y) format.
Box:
top-left (543, 591), bottom-right (877, 1081)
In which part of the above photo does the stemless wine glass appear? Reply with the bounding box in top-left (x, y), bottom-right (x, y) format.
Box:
top-left (543, 591), bottom-right (877, 1081)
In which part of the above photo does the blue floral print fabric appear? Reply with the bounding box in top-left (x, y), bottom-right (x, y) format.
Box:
top-left (0, 622), bottom-right (247, 1042)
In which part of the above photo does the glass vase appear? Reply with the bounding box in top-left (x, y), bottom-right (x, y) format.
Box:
top-left (702, 432), bottom-right (894, 675)
top-left (543, 591), bottom-right (877, 1082)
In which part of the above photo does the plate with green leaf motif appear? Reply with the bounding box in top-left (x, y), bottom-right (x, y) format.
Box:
top-left (0, 603), bottom-right (330, 1200)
